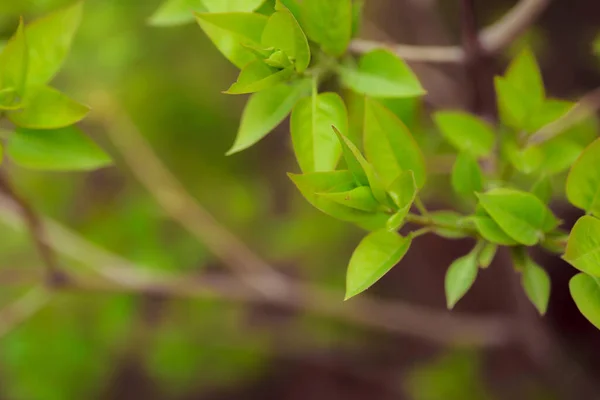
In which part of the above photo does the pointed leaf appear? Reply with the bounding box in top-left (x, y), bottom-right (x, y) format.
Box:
top-left (445, 247), bottom-right (479, 309)
top-left (345, 230), bottom-right (411, 299)
top-left (387, 170), bottom-right (417, 210)
top-left (566, 138), bottom-right (600, 216)
top-left (291, 92), bottom-right (347, 172)
top-left (433, 111), bottom-right (495, 157)
top-left (505, 48), bottom-right (545, 106)
top-left (339, 49), bottom-right (425, 98)
top-left (478, 243), bottom-right (497, 268)
top-left (228, 79), bottom-right (310, 154)
top-left (317, 186), bottom-right (380, 212)
top-left (570, 273), bottom-right (600, 330)
top-left (521, 258), bottom-right (551, 315)
top-left (0, 18), bottom-right (28, 96)
top-left (386, 209), bottom-right (409, 232)
top-left (300, 0), bottom-right (352, 56)
top-left (7, 85), bottom-right (89, 129)
top-left (149, 0), bottom-right (206, 26)
top-left (8, 126), bottom-right (112, 171)
top-left (451, 152), bottom-right (483, 197)
top-left (472, 215), bottom-right (518, 246)
top-left (495, 76), bottom-right (537, 130)
top-left (564, 215), bottom-right (600, 277)
top-left (363, 98), bottom-right (425, 188)
top-left (202, 0), bottom-right (266, 12)
top-left (225, 60), bottom-right (293, 94)
top-left (531, 175), bottom-right (552, 203)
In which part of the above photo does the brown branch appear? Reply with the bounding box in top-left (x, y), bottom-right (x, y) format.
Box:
top-left (0, 287), bottom-right (53, 339)
top-left (0, 172), bottom-right (66, 286)
top-left (349, 0), bottom-right (550, 63)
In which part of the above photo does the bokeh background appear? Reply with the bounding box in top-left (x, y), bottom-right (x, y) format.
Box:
top-left (0, 0), bottom-right (599, 399)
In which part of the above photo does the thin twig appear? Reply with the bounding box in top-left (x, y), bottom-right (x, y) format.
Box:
top-left (0, 172), bottom-right (66, 286)
top-left (349, 0), bottom-right (550, 63)
top-left (0, 287), bottom-right (53, 339)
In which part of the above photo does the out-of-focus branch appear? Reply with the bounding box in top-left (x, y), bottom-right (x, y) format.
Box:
top-left (0, 287), bottom-right (53, 339)
top-left (349, 0), bottom-right (550, 63)
top-left (527, 86), bottom-right (600, 146)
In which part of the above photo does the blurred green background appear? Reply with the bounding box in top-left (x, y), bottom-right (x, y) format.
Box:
top-left (0, 0), bottom-right (599, 399)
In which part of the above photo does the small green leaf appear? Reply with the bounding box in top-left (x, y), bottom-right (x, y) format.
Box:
top-left (288, 170), bottom-right (388, 230)
top-left (351, 0), bottom-right (364, 37)
top-left (195, 12), bottom-right (268, 69)
top-left (451, 152), bottom-right (483, 197)
top-left (430, 211), bottom-right (471, 239)
top-left (332, 126), bottom-right (388, 206)
top-left (504, 139), bottom-right (543, 175)
top-left (445, 246), bottom-right (480, 309)
top-left (472, 215), bottom-right (518, 246)
top-left (228, 79), bottom-right (310, 154)
top-left (477, 188), bottom-right (559, 246)
top-left (149, 0), bottom-right (206, 26)
top-left (570, 273), bottom-right (600, 330)
top-left (7, 85), bottom-right (89, 129)
top-left (264, 50), bottom-right (292, 68)
top-left (521, 258), bottom-right (550, 315)
top-left (262, 1), bottom-right (310, 72)
top-left (23, 1), bottom-right (83, 86)
top-left (505, 48), bottom-right (545, 107)
top-left (387, 170), bottom-right (417, 210)
top-left (8, 126), bottom-right (112, 171)
top-left (363, 97), bottom-right (426, 188)
top-left (339, 49), bottom-right (425, 98)
top-left (225, 60), bottom-right (293, 94)
top-left (291, 92), bottom-right (347, 172)
top-left (564, 215), bottom-right (600, 277)
top-left (317, 186), bottom-right (380, 212)
top-left (386, 209), bottom-right (408, 232)
top-left (433, 111), bottom-right (495, 157)
top-left (300, 0), bottom-right (352, 56)
top-left (531, 175), bottom-right (552, 203)
top-left (0, 18), bottom-right (28, 96)
top-left (201, 0), bottom-right (266, 12)
top-left (495, 76), bottom-right (537, 130)
top-left (478, 243), bottom-right (497, 268)
top-left (345, 230), bottom-right (411, 299)
top-left (566, 138), bottom-right (600, 216)
top-left (538, 136), bottom-right (585, 175)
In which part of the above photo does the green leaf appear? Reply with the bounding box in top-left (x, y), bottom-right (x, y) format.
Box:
top-left (478, 243), bottom-right (497, 268)
top-left (505, 48), bottom-right (545, 107)
top-left (149, 0), bottom-right (206, 26)
top-left (202, 0), bottom-right (266, 12)
top-left (317, 186), bottom-right (380, 212)
top-left (495, 76), bottom-right (537, 131)
top-left (0, 18), bottom-right (28, 96)
top-left (261, 1), bottom-right (310, 72)
top-left (386, 209), bottom-right (408, 232)
top-left (195, 12), bottom-right (268, 69)
top-left (345, 230), bottom-right (411, 299)
top-left (7, 85), bottom-right (89, 129)
top-left (264, 50), bottom-right (292, 68)
top-left (451, 152), bottom-right (483, 197)
top-left (291, 92), bottom-right (347, 172)
top-left (339, 49), bottom-right (425, 98)
top-left (521, 258), bottom-right (550, 315)
top-left (351, 0), bottom-right (364, 37)
top-left (566, 138), bottom-right (600, 216)
top-left (433, 111), bottom-right (495, 157)
top-left (228, 79), bottom-right (310, 154)
top-left (477, 188), bottom-right (559, 246)
top-left (332, 126), bottom-right (388, 206)
top-left (288, 170), bottom-right (388, 230)
top-left (538, 137), bottom-right (585, 175)
top-left (430, 211), bottom-right (471, 239)
top-left (563, 215), bottom-right (600, 277)
top-left (387, 170), bottom-right (417, 210)
top-left (531, 175), bottom-right (552, 203)
top-left (225, 60), bottom-right (293, 94)
top-left (504, 139), bottom-right (543, 175)
top-left (472, 215), bottom-right (518, 246)
top-left (445, 246), bottom-right (480, 309)
top-left (22, 2), bottom-right (83, 86)
top-left (570, 273), bottom-right (600, 330)
top-left (8, 126), bottom-right (112, 171)
top-left (300, 0), bottom-right (352, 56)
top-left (363, 97), bottom-right (426, 188)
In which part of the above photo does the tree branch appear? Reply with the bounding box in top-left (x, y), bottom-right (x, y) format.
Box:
top-left (349, 0), bottom-right (550, 63)
top-left (0, 287), bottom-right (53, 339)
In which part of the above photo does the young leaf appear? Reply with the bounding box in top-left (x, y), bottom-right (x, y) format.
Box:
top-left (288, 170), bottom-right (388, 230)
top-left (300, 0), bottom-right (352, 56)
top-left (261, 1), bottom-right (310, 72)
top-left (7, 86), bottom-right (89, 129)
top-left (345, 230), bottom-right (412, 299)
top-left (472, 215), bottom-right (518, 246)
top-left (476, 188), bottom-right (559, 246)
top-left (432, 111), bottom-right (495, 157)
top-left (430, 211), bottom-right (471, 239)
top-left (23, 2), bottom-right (83, 86)
top-left (316, 186), bottom-right (380, 212)
top-left (445, 246), bottom-right (480, 309)
top-left (351, 0), bottom-right (364, 37)
top-left (505, 48), bottom-right (545, 107)
top-left (339, 49), bottom-right (425, 98)
top-left (386, 209), bottom-right (408, 232)
top-left (0, 18), bottom-right (28, 96)
top-left (332, 126), bottom-right (388, 205)
top-left (149, 0), bottom-right (206, 26)
top-left (8, 126), bottom-right (112, 171)
top-left (225, 60), bottom-right (293, 94)
top-left (387, 170), bottom-right (417, 210)
top-left (495, 76), bottom-right (537, 131)
top-left (291, 92), bottom-right (347, 172)
top-left (531, 175), bottom-right (552, 203)
top-left (503, 138), bottom-right (543, 175)
top-left (563, 215), bottom-right (600, 277)
top-left (570, 273), bottom-right (600, 330)
top-left (228, 79), bottom-right (310, 154)
top-left (566, 138), bottom-right (600, 216)
top-left (478, 243), bottom-right (497, 268)
top-left (195, 12), bottom-right (268, 69)
top-left (201, 0), bottom-right (266, 12)
top-left (451, 152), bottom-right (483, 197)
top-left (363, 98), bottom-right (426, 188)
top-left (520, 258), bottom-right (551, 315)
